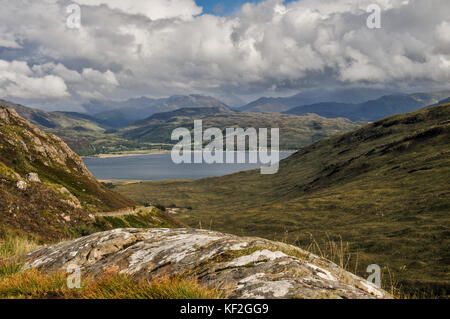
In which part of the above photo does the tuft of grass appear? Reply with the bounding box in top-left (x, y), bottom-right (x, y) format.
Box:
top-left (0, 234), bottom-right (39, 259)
top-left (77, 275), bottom-right (223, 299)
top-left (0, 268), bottom-right (67, 298)
top-left (0, 260), bottom-right (23, 277)
top-left (0, 267), bottom-right (222, 299)
top-left (304, 233), bottom-right (355, 271)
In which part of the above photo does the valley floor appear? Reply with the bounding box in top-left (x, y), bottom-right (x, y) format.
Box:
top-left (113, 105), bottom-right (450, 298)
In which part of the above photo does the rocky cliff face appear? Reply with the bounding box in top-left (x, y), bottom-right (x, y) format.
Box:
top-left (23, 228), bottom-right (390, 299)
top-left (0, 106), bottom-right (134, 240)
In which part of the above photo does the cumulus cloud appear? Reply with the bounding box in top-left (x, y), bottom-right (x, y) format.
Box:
top-left (0, 0), bottom-right (449, 108)
top-left (31, 62), bottom-right (120, 100)
top-left (73, 0), bottom-right (202, 20)
top-left (0, 60), bottom-right (68, 99)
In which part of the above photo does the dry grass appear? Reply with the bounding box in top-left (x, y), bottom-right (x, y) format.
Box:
top-left (302, 234), bottom-right (408, 298)
top-left (0, 232), bottom-right (222, 300)
top-left (0, 267), bottom-right (223, 299)
top-left (0, 234), bottom-right (39, 259)
top-left (304, 233), bottom-right (355, 271)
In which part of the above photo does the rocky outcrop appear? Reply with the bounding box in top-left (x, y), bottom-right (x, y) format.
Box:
top-left (23, 228), bottom-right (391, 299)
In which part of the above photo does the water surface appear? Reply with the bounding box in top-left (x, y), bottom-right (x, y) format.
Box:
top-left (83, 152), bottom-right (293, 181)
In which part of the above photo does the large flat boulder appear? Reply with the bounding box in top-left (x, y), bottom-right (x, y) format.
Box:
top-left (23, 228), bottom-right (391, 299)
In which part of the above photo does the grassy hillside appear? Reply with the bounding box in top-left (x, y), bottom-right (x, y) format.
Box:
top-left (115, 104), bottom-right (450, 296)
top-left (0, 106), bottom-right (139, 240)
top-left (122, 107), bottom-right (360, 150)
top-left (1, 100), bottom-right (162, 156)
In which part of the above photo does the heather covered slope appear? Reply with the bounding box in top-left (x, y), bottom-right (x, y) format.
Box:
top-left (115, 104), bottom-right (450, 295)
top-left (0, 106), bottom-right (135, 240)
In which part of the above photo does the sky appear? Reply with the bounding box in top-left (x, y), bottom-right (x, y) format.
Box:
top-left (0, 0), bottom-right (449, 111)
top-left (196, 0), bottom-right (260, 15)
top-left (195, 0), bottom-right (296, 16)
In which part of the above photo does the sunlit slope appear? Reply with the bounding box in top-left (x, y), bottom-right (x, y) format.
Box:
top-left (0, 106), bottom-right (135, 240)
top-left (116, 103), bottom-right (450, 294)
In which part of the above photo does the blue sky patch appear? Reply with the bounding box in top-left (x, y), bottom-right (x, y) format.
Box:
top-left (195, 0), bottom-right (295, 16)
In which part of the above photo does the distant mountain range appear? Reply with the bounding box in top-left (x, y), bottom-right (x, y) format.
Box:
top-left (3, 99), bottom-right (360, 154)
top-left (121, 106), bottom-right (360, 150)
top-left (240, 90), bottom-right (450, 118)
top-left (283, 91), bottom-right (450, 121)
top-left (83, 95), bottom-right (230, 127)
top-left (238, 88), bottom-right (399, 113)
top-left (2, 89), bottom-right (449, 155)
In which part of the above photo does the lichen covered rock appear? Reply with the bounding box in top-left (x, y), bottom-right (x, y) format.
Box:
top-left (23, 228), bottom-right (391, 299)
top-left (15, 180), bottom-right (27, 190)
top-left (26, 172), bottom-right (41, 183)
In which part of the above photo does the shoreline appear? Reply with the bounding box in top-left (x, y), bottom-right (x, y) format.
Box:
top-left (82, 149), bottom-right (171, 159)
top-left (83, 149), bottom-right (297, 159)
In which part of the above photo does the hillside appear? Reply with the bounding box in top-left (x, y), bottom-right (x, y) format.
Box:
top-left (0, 100), bottom-right (160, 156)
top-left (121, 107), bottom-right (360, 150)
top-left (0, 106), bottom-right (138, 240)
top-left (0, 99), bottom-right (106, 131)
top-left (115, 103), bottom-right (450, 296)
top-left (284, 91), bottom-right (450, 121)
top-left (85, 95), bottom-right (231, 127)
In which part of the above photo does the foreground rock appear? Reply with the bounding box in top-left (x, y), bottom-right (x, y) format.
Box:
top-left (23, 228), bottom-right (391, 299)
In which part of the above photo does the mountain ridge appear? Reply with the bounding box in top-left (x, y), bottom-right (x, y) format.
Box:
top-left (121, 106), bottom-right (360, 150)
top-left (284, 91), bottom-right (450, 121)
top-left (84, 94), bottom-right (231, 127)
top-left (239, 90), bottom-right (450, 118)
